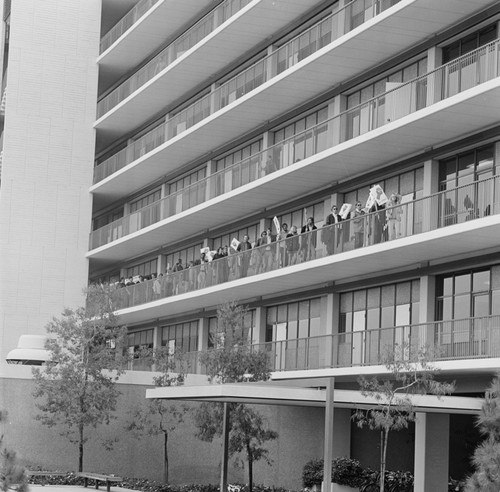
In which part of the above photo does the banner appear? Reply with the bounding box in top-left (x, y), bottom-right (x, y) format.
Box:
top-left (339, 203), bottom-right (352, 220)
top-left (273, 216), bottom-right (281, 235)
top-left (200, 246), bottom-right (210, 255)
top-left (230, 238), bottom-right (240, 251)
top-left (370, 184), bottom-right (389, 206)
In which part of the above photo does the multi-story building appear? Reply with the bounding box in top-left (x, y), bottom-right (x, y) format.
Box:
top-left (2, 0), bottom-right (500, 490)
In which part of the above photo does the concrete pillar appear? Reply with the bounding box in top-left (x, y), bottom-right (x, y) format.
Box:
top-left (265, 45), bottom-right (276, 81)
top-left (418, 275), bottom-right (435, 350)
top-left (321, 293), bottom-right (339, 367)
top-left (426, 46), bottom-right (443, 105)
top-left (254, 306), bottom-right (267, 345)
top-left (206, 159), bottom-right (216, 200)
top-left (323, 378), bottom-right (335, 492)
top-left (422, 159), bottom-right (440, 232)
top-left (199, 317), bottom-right (209, 352)
top-left (414, 413), bottom-right (449, 492)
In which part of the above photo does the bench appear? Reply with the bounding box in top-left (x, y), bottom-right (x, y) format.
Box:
top-left (76, 472), bottom-right (122, 492)
top-left (27, 471), bottom-right (68, 486)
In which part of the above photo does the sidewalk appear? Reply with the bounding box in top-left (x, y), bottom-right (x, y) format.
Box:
top-left (30, 486), bottom-right (136, 492)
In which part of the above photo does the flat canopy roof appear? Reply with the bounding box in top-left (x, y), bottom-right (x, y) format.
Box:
top-left (146, 383), bottom-right (482, 415)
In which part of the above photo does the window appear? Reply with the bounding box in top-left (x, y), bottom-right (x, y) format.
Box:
top-left (93, 208), bottom-right (124, 231)
top-left (126, 258), bottom-right (158, 279)
top-left (273, 107), bottom-right (328, 167)
top-left (339, 280), bottom-right (420, 365)
top-left (166, 167), bottom-right (207, 214)
top-left (129, 188), bottom-right (161, 213)
top-left (343, 168), bottom-right (424, 233)
top-left (214, 140), bottom-right (263, 194)
top-left (276, 200), bottom-right (325, 231)
top-left (128, 188), bottom-right (162, 230)
top-left (435, 266), bottom-right (500, 354)
top-left (161, 321), bottom-right (199, 353)
top-left (442, 25), bottom-right (497, 63)
top-left (438, 144), bottom-right (496, 225)
top-left (208, 309), bottom-right (256, 347)
top-left (164, 243), bottom-right (203, 271)
top-left (346, 58), bottom-right (427, 138)
top-left (126, 329), bottom-right (154, 371)
top-left (266, 298), bottom-right (321, 342)
top-left (211, 223), bottom-right (259, 250)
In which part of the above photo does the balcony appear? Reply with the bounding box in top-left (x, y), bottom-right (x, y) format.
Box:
top-left (126, 315), bottom-right (500, 376)
top-left (91, 0), bottom-right (493, 201)
top-left (97, 0), bottom-right (325, 126)
top-left (88, 40), bottom-right (500, 256)
top-left (107, 175), bottom-right (500, 324)
top-left (99, 0), bottom-right (214, 76)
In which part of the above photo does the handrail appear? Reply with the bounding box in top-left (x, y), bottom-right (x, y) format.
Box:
top-left (93, 0), bottom-right (402, 182)
top-left (126, 314), bottom-right (500, 372)
top-left (97, 0), bottom-right (252, 116)
top-left (90, 38), bottom-right (500, 247)
top-left (100, 0), bottom-right (161, 54)
top-left (107, 174), bottom-right (500, 309)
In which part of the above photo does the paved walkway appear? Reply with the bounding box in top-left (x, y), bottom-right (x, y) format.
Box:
top-left (30, 486), bottom-right (136, 492)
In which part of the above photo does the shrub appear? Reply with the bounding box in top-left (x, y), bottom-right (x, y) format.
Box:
top-left (302, 458), bottom-right (365, 488)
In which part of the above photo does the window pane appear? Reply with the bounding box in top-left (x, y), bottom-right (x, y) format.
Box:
top-left (396, 282), bottom-right (411, 305)
top-left (473, 271), bottom-right (490, 292)
top-left (381, 285), bottom-right (395, 307)
top-left (353, 290), bottom-right (366, 310)
top-left (454, 294), bottom-right (470, 319)
top-left (367, 287), bottom-right (380, 309)
top-left (455, 274), bottom-right (471, 294)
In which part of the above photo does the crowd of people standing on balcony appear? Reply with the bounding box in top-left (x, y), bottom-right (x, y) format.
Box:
top-left (105, 185), bottom-right (404, 306)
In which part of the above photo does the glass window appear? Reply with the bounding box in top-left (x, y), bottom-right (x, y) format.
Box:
top-left (164, 243), bottom-right (203, 271)
top-left (126, 258), bottom-right (158, 278)
top-left (162, 321), bottom-right (199, 352)
top-left (266, 298), bottom-right (321, 342)
top-left (130, 188), bottom-right (161, 213)
top-left (208, 309), bottom-right (256, 346)
top-left (442, 24), bottom-right (498, 63)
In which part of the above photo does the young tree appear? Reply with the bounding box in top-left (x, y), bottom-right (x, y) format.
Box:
top-left (126, 347), bottom-right (189, 483)
top-left (353, 344), bottom-right (454, 492)
top-left (0, 410), bottom-right (28, 492)
top-left (465, 372), bottom-right (500, 491)
top-left (194, 302), bottom-right (278, 492)
top-left (32, 285), bottom-right (127, 472)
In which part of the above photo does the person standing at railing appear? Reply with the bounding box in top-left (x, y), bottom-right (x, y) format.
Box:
top-left (277, 223), bottom-right (289, 267)
top-left (385, 193), bottom-right (403, 240)
top-left (301, 217), bottom-right (317, 261)
top-left (237, 235), bottom-right (252, 277)
top-left (323, 205), bottom-right (342, 255)
top-left (172, 258), bottom-right (183, 294)
top-left (351, 202), bottom-right (366, 249)
top-left (286, 225), bottom-right (300, 265)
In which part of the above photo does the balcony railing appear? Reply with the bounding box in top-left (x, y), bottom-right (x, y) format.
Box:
top-left (90, 39), bottom-right (500, 248)
top-left (97, 0), bottom-right (252, 117)
top-left (107, 174), bottom-right (500, 310)
top-left (100, 0), bottom-right (161, 54)
top-left (126, 315), bottom-right (500, 373)
top-left (255, 315), bottom-right (500, 372)
top-left (93, 0), bottom-right (402, 183)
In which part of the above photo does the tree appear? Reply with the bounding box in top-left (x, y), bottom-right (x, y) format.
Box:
top-left (32, 285), bottom-right (127, 472)
top-left (126, 347), bottom-right (189, 483)
top-left (353, 344), bottom-right (454, 492)
top-left (194, 302), bottom-right (278, 492)
top-left (465, 372), bottom-right (500, 491)
top-left (0, 410), bottom-right (28, 492)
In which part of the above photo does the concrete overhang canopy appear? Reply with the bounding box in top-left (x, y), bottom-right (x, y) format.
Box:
top-left (146, 383), bottom-right (482, 414)
top-left (5, 335), bottom-right (49, 365)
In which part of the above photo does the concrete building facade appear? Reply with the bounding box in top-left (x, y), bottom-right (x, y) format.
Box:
top-left (2, 0), bottom-right (500, 489)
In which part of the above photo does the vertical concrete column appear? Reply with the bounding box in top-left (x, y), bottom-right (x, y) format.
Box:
top-left (422, 159), bottom-right (440, 232)
top-left (321, 293), bottom-right (338, 367)
top-left (209, 82), bottom-right (218, 114)
top-left (335, 0), bottom-right (347, 39)
top-left (426, 46), bottom-right (443, 106)
top-left (323, 377), bottom-right (335, 492)
top-left (160, 182), bottom-right (167, 220)
top-left (156, 254), bottom-right (164, 276)
top-left (254, 306), bottom-right (267, 346)
top-left (206, 159), bottom-right (216, 200)
top-left (265, 45), bottom-right (276, 81)
top-left (119, 267), bottom-right (127, 280)
top-left (414, 413), bottom-right (450, 492)
top-left (418, 275), bottom-right (435, 350)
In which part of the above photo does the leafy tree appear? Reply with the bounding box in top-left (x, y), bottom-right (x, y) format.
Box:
top-left (465, 372), bottom-right (500, 491)
top-left (353, 344), bottom-right (454, 492)
top-left (126, 347), bottom-right (189, 483)
top-left (32, 285), bottom-right (127, 472)
top-left (194, 302), bottom-right (278, 492)
top-left (0, 410), bottom-right (28, 492)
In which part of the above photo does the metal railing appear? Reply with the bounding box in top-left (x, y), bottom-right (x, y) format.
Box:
top-left (107, 174), bottom-right (500, 309)
top-left (90, 39), bottom-right (500, 247)
top-left (97, 0), bottom-right (252, 117)
top-left (100, 0), bottom-right (161, 54)
top-left (253, 315), bottom-right (500, 372)
top-left (93, 0), bottom-right (402, 182)
top-left (125, 315), bottom-right (500, 373)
